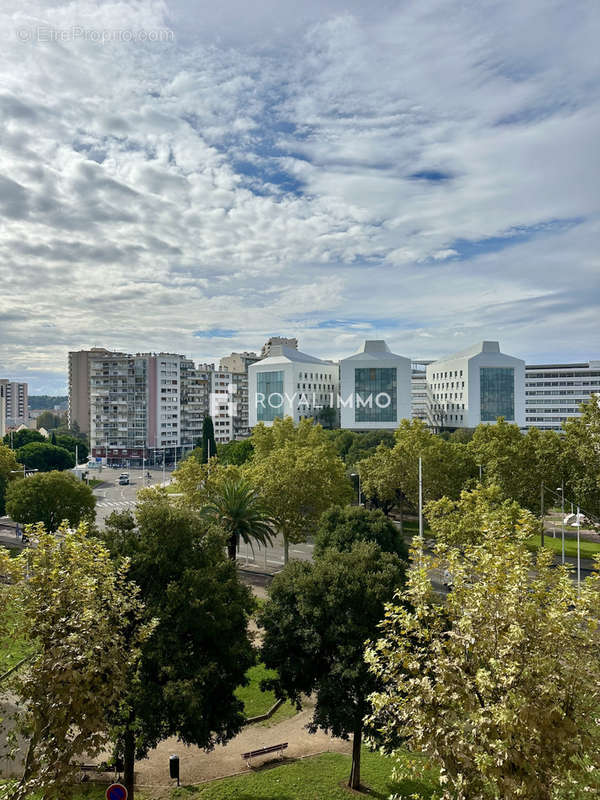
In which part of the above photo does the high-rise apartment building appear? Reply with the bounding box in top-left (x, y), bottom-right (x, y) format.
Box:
top-left (260, 337), bottom-right (298, 358)
top-left (0, 384), bottom-right (5, 438)
top-left (180, 360), bottom-right (213, 447)
top-left (0, 380), bottom-right (28, 428)
top-left (68, 348), bottom-right (117, 434)
top-left (524, 361), bottom-right (600, 431)
top-left (411, 360), bottom-right (433, 422)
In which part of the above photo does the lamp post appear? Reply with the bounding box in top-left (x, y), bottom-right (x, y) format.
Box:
top-left (349, 473), bottom-right (362, 506)
top-left (418, 456), bottom-right (424, 567)
top-left (556, 484), bottom-right (565, 563)
top-left (477, 464), bottom-right (483, 481)
top-left (575, 505), bottom-right (581, 590)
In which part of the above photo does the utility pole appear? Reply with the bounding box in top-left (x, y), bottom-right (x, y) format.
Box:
top-left (560, 481), bottom-right (565, 564)
top-left (418, 456), bottom-right (423, 567)
top-left (576, 504), bottom-right (581, 590)
top-left (540, 483), bottom-right (544, 548)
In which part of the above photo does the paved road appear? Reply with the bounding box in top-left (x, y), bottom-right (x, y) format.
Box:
top-left (92, 466), bottom-right (169, 527)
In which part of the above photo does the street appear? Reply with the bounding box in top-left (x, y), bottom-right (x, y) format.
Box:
top-left (91, 465), bottom-right (169, 527)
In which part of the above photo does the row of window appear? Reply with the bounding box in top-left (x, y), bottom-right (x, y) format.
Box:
top-left (431, 369), bottom-right (464, 380)
top-left (526, 390), bottom-right (595, 396)
top-left (526, 372), bottom-right (600, 379)
top-left (525, 381), bottom-right (599, 387)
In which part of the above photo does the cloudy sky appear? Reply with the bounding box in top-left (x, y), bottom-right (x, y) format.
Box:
top-left (1, 0), bottom-right (599, 393)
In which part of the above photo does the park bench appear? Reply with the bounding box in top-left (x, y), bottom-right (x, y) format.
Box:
top-left (241, 742), bottom-right (288, 767)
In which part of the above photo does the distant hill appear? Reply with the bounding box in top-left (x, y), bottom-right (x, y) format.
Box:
top-left (28, 395), bottom-right (68, 410)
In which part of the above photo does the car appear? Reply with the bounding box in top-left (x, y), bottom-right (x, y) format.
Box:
top-left (118, 473), bottom-right (130, 485)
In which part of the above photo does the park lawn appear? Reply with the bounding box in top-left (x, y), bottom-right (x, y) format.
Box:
top-left (235, 664), bottom-right (295, 723)
top-left (528, 533), bottom-right (600, 561)
top-left (172, 748), bottom-right (436, 800)
top-left (88, 478), bottom-right (104, 489)
top-left (0, 596), bottom-right (33, 675)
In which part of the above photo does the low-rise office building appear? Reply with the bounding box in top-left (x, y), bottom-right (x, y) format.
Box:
top-left (339, 340), bottom-right (412, 430)
top-left (426, 341), bottom-right (525, 429)
top-left (525, 361), bottom-right (600, 431)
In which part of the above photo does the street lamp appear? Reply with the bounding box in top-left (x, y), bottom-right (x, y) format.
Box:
top-left (556, 485), bottom-right (565, 563)
top-left (477, 464), bottom-right (483, 481)
top-left (11, 467), bottom-right (38, 479)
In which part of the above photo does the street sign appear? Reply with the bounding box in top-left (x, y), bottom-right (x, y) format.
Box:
top-left (106, 783), bottom-right (128, 800)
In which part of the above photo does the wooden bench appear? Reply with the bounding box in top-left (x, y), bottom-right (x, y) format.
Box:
top-left (241, 742), bottom-right (288, 767)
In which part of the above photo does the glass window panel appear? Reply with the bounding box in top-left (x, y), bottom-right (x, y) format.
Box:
top-left (480, 367), bottom-right (514, 421)
top-left (355, 367), bottom-right (397, 423)
top-left (257, 371), bottom-right (284, 422)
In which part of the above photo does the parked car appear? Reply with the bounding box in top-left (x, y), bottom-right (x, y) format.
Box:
top-left (119, 473), bottom-right (130, 485)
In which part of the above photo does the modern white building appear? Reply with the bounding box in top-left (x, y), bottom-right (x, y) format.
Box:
top-left (411, 360), bottom-right (433, 423)
top-left (525, 361), bottom-right (600, 431)
top-left (248, 345), bottom-right (339, 427)
top-left (339, 341), bottom-right (412, 430)
top-left (426, 341), bottom-right (525, 429)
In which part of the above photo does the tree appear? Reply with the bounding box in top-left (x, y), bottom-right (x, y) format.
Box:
top-left (0, 523), bottom-right (147, 800)
top-left (103, 491), bottom-right (255, 800)
top-left (16, 442), bottom-right (74, 472)
top-left (260, 542), bottom-right (406, 790)
top-left (173, 457), bottom-right (242, 509)
top-left (0, 444), bottom-right (22, 516)
top-left (202, 477), bottom-right (274, 560)
top-left (246, 418), bottom-right (353, 562)
top-left (35, 410), bottom-right (64, 431)
top-left (424, 483), bottom-right (539, 547)
top-left (314, 505), bottom-right (408, 560)
top-left (2, 429), bottom-right (45, 449)
top-left (217, 438), bottom-right (254, 466)
top-left (366, 523), bottom-right (600, 800)
top-left (201, 415), bottom-right (217, 463)
top-left (562, 397), bottom-right (600, 522)
top-left (55, 434), bottom-right (88, 463)
top-left (6, 471), bottom-right (96, 532)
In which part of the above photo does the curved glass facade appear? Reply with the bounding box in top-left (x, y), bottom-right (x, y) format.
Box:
top-left (256, 370), bottom-right (284, 421)
top-left (355, 367), bottom-right (397, 423)
top-left (480, 367), bottom-right (514, 421)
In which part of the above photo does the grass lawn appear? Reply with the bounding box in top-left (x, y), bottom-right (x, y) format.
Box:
top-left (88, 478), bottom-right (104, 489)
top-left (0, 596), bottom-right (33, 675)
top-left (235, 664), bottom-right (295, 724)
top-left (171, 749), bottom-right (436, 800)
top-left (528, 533), bottom-right (600, 561)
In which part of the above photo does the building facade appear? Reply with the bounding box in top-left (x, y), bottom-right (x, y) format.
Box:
top-left (0, 384), bottom-right (5, 438)
top-left (260, 337), bottom-right (298, 358)
top-left (0, 380), bottom-right (28, 428)
top-left (68, 348), bottom-right (117, 434)
top-left (180, 360), bottom-right (213, 448)
top-left (426, 341), bottom-right (525, 429)
top-left (248, 345), bottom-right (339, 427)
top-left (338, 341), bottom-right (412, 430)
top-left (411, 360), bottom-right (433, 423)
top-left (524, 361), bottom-right (600, 431)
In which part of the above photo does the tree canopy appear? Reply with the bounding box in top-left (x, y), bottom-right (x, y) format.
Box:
top-left (16, 442), bottom-right (75, 472)
top-left (2, 429), bottom-right (45, 449)
top-left (6, 471), bottom-right (96, 532)
top-left (0, 523), bottom-right (147, 800)
top-left (260, 541), bottom-right (406, 790)
top-left (103, 490), bottom-right (256, 799)
top-left (314, 504), bottom-right (408, 560)
top-left (367, 517), bottom-right (600, 799)
top-left (0, 443), bottom-right (22, 516)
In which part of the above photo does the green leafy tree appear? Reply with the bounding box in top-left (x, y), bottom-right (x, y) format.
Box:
top-left (27, 395), bottom-right (67, 410)
top-left (202, 477), bottom-right (274, 560)
top-left (314, 504), bottom-right (408, 560)
top-left (16, 442), bottom-right (74, 472)
top-left (35, 410), bottom-right (63, 431)
top-left (562, 397), bottom-right (600, 522)
top-left (260, 542), bottom-right (406, 790)
top-left (246, 417), bottom-right (353, 562)
top-left (173, 457), bottom-right (242, 509)
top-left (217, 438), bottom-right (254, 465)
top-left (367, 523), bottom-right (600, 799)
top-left (0, 444), bottom-right (22, 516)
top-left (55, 434), bottom-right (89, 463)
top-left (2, 429), bottom-right (45, 449)
top-left (6, 471), bottom-right (96, 532)
top-left (424, 483), bottom-right (539, 547)
top-left (103, 491), bottom-right (255, 800)
top-left (201, 415), bottom-right (217, 463)
top-left (0, 523), bottom-right (147, 800)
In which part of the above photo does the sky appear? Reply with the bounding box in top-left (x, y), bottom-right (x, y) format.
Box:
top-left (0, 0), bottom-right (599, 394)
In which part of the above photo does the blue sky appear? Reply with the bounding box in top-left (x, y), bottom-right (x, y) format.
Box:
top-left (0, 0), bottom-right (599, 393)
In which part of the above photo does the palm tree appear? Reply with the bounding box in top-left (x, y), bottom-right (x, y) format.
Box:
top-left (202, 477), bottom-right (275, 561)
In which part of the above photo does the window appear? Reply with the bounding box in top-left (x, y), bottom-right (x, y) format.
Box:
top-left (354, 367), bottom-right (397, 423)
top-left (257, 371), bottom-right (284, 422)
top-left (480, 367), bottom-right (514, 421)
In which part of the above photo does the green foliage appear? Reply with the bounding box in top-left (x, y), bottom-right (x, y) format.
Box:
top-left (2, 429), bottom-right (45, 449)
top-left (259, 541), bottom-right (406, 788)
top-left (424, 483), bottom-right (539, 547)
top-left (35, 410), bottom-right (64, 431)
top-left (314, 504), bottom-right (408, 559)
top-left (169, 749), bottom-right (437, 799)
top-left (6, 471), bottom-right (96, 532)
top-left (0, 443), bottom-right (22, 516)
top-left (27, 395), bottom-right (67, 411)
top-left (246, 418), bottom-right (353, 560)
top-left (173, 458), bottom-right (242, 509)
top-left (234, 663), bottom-right (280, 718)
top-left (54, 434), bottom-right (89, 462)
top-left (367, 519), bottom-right (600, 799)
top-left (16, 441), bottom-right (75, 472)
top-left (217, 438), bottom-right (253, 466)
top-left (0, 594), bottom-right (32, 675)
top-left (202, 477), bottom-right (274, 560)
top-left (201, 415), bottom-right (217, 463)
top-left (102, 491), bottom-right (255, 798)
top-left (326, 429), bottom-right (395, 466)
top-left (562, 397), bottom-right (600, 522)
top-left (0, 523), bottom-right (147, 800)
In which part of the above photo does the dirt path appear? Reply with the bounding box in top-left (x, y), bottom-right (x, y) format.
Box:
top-left (135, 694), bottom-right (351, 791)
